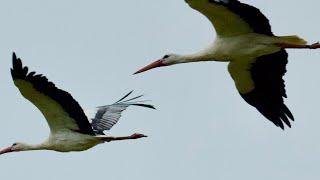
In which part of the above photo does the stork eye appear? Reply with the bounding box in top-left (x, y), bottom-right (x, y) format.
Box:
top-left (163, 55), bottom-right (170, 59)
top-left (12, 143), bottom-right (17, 146)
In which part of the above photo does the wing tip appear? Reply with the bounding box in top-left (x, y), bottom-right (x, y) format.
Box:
top-left (240, 92), bottom-right (294, 130)
top-left (266, 109), bottom-right (294, 130)
top-left (115, 90), bottom-right (135, 103)
top-left (132, 103), bottom-right (156, 110)
top-left (11, 52), bottom-right (27, 80)
top-left (113, 91), bottom-right (156, 109)
top-left (283, 105), bottom-right (294, 121)
top-left (271, 111), bottom-right (294, 130)
top-left (12, 52), bottom-right (17, 60)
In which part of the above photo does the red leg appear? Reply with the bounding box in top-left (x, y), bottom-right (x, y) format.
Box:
top-left (275, 42), bottom-right (320, 49)
top-left (102, 133), bottom-right (147, 142)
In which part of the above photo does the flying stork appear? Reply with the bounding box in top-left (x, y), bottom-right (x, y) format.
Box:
top-left (0, 53), bottom-right (155, 155)
top-left (134, 0), bottom-right (320, 129)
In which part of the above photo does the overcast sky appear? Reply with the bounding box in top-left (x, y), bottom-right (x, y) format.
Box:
top-left (1, 0), bottom-right (320, 179)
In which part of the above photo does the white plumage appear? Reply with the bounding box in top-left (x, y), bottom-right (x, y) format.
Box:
top-left (135, 0), bottom-right (320, 129)
top-left (0, 53), bottom-right (154, 155)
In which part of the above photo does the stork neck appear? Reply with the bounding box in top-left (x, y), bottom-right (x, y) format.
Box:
top-left (20, 143), bottom-right (48, 151)
top-left (179, 51), bottom-right (214, 64)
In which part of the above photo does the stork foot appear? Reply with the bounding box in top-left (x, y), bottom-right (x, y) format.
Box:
top-left (275, 42), bottom-right (320, 49)
top-left (102, 133), bottom-right (147, 142)
top-left (308, 42), bottom-right (320, 49)
top-left (130, 133), bottom-right (148, 139)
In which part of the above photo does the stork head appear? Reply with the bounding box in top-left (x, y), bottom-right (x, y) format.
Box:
top-left (134, 54), bottom-right (184, 74)
top-left (0, 142), bottom-right (28, 155)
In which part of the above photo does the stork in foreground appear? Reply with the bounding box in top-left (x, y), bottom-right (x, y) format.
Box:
top-left (0, 53), bottom-right (155, 155)
top-left (134, 0), bottom-right (320, 129)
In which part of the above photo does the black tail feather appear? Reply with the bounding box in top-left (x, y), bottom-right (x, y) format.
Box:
top-left (132, 103), bottom-right (156, 110)
top-left (115, 90), bottom-right (134, 103)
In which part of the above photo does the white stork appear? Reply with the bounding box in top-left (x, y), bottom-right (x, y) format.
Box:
top-left (0, 53), bottom-right (155, 155)
top-left (134, 0), bottom-right (320, 129)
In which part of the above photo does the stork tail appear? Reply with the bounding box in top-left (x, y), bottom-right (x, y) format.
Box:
top-left (278, 35), bottom-right (307, 45)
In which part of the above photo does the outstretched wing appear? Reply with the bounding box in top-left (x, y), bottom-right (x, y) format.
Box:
top-left (11, 53), bottom-right (95, 135)
top-left (90, 91), bottom-right (155, 135)
top-left (185, 0), bottom-right (273, 36)
top-left (228, 50), bottom-right (294, 129)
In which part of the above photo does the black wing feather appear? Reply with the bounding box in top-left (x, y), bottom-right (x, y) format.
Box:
top-left (91, 92), bottom-right (155, 135)
top-left (240, 50), bottom-right (294, 129)
top-left (208, 0), bottom-right (273, 35)
top-left (11, 52), bottom-right (95, 135)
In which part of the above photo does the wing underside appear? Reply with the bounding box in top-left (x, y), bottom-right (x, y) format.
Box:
top-left (90, 91), bottom-right (155, 135)
top-left (11, 53), bottom-right (95, 135)
top-left (228, 50), bottom-right (294, 129)
top-left (185, 0), bottom-right (273, 36)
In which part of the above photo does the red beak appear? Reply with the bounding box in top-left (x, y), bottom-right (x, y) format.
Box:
top-left (134, 59), bottom-right (167, 75)
top-left (0, 146), bottom-right (13, 155)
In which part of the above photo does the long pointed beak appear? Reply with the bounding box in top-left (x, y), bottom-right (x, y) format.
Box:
top-left (0, 146), bottom-right (13, 155)
top-left (134, 59), bottom-right (167, 75)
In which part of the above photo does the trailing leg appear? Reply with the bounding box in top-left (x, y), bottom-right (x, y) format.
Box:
top-left (100, 133), bottom-right (147, 142)
top-left (276, 42), bottom-right (320, 49)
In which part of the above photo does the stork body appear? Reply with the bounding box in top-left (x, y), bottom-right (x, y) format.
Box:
top-left (0, 53), bottom-right (154, 155)
top-left (135, 0), bottom-right (320, 129)
top-left (186, 34), bottom-right (282, 62)
top-left (13, 131), bottom-right (102, 153)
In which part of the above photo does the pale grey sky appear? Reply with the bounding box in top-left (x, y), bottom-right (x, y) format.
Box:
top-left (1, 0), bottom-right (320, 179)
